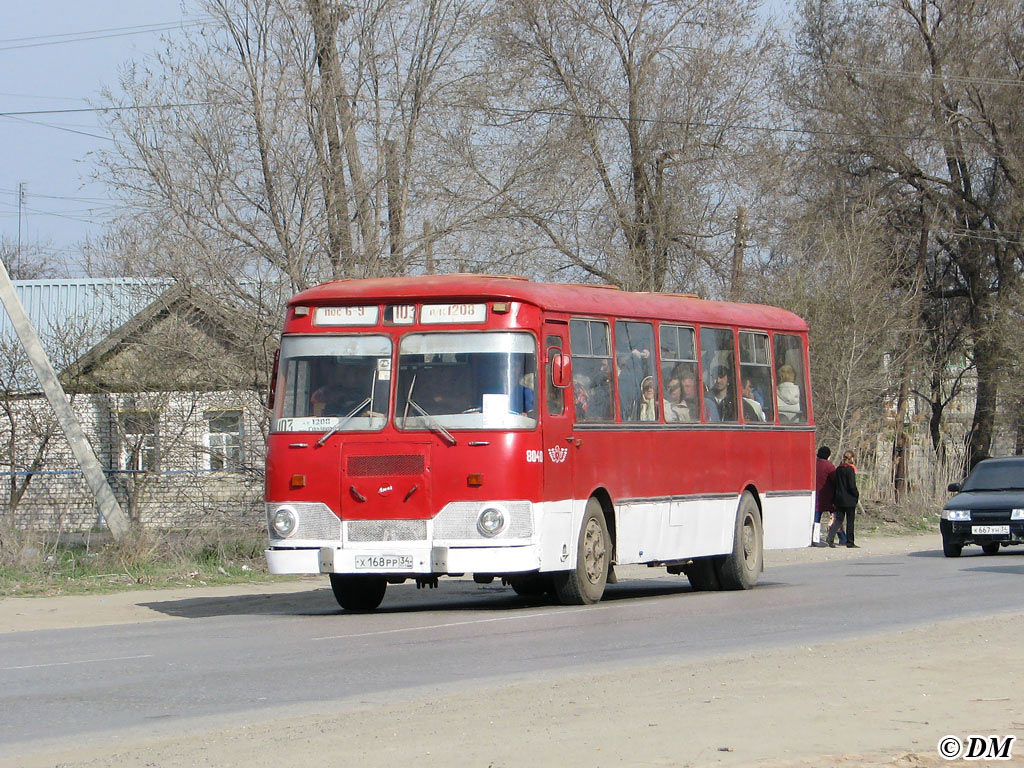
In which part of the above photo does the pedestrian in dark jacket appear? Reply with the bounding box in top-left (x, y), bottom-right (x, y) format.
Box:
top-left (813, 446), bottom-right (836, 546)
top-left (827, 451), bottom-right (860, 548)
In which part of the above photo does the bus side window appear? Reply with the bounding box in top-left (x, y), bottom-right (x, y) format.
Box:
top-left (546, 335), bottom-right (564, 416)
top-left (774, 333), bottom-right (808, 423)
top-left (615, 320), bottom-right (656, 422)
top-left (699, 327), bottom-right (738, 423)
top-left (739, 331), bottom-right (773, 423)
top-left (660, 324), bottom-right (698, 423)
top-left (569, 319), bottom-right (613, 421)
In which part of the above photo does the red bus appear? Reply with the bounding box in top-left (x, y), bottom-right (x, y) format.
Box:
top-left (265, 275), bottom-right (814, 609)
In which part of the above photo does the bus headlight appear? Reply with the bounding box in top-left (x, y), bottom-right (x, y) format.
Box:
top-left (477, 506), bottom-right (506, 537)
top-left (943, 509), bottom-right (971, 521)
top-left (272, 506), bottom-right (299, 538)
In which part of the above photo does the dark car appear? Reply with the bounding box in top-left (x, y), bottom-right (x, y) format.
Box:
top-left (941, 457), bottom-right (1024, 557)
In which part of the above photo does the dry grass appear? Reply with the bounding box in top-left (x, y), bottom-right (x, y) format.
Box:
top-left (0, 526), bottom-right (281, 597)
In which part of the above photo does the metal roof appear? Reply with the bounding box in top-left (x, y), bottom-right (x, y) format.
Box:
top-left (0, 278), bottom-right (170, 372)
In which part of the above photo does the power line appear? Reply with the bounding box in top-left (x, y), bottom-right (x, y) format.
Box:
top-left (0, 97), bottom-right (1011, 150)
top-left (0, 113), bottom-right (113, 142)
top-left (0, 19), bottom-right (210, 53)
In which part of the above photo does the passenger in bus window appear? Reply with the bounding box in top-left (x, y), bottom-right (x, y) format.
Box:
top-left (514, 372), bottom-right (537, 416)
top-left (680, 373), bottom-right (702, 421)
top-left (777, 364), bottom-right (802, 422)
top-left (573, 374), bottom-right (590, 420)
top-left (588, 359), bottom-right (613, 420)
top-left (663, 377), bottom-right (690, 422)
top-left (639, 376), bottom-right (657, 421)
top-left (617, 347), bottom-right (651, 420)
top-left (741, 377), bottom-right (767, 422)
top-left (708, 366), bottom-right (735, 421)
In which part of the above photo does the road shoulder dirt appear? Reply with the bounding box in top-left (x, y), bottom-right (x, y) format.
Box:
top-left (4, 610), bottom-right (1021, 768)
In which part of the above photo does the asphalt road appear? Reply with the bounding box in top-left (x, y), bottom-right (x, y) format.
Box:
top-left (2, 543), bottom-right (1023, 746)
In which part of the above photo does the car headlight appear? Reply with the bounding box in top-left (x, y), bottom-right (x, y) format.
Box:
top-left (943, 509), bottom-right (971, 521)
top-left (1012, 509), bottom-right (1024, 521)
top-left (272, 506), bottom-right (299, 538)
top-left (477, 506), bottom-right (507, 537)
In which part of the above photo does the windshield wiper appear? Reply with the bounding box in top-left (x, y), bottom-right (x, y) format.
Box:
top-left (406, 397), bottom-right (457, 446)
top-left (315, 397), bottom-right (372, 447)
top-left (399, 374), bottom-right (456, 445)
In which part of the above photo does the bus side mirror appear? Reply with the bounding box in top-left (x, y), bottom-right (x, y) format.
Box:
top-left (947, 482), bottom-right (961, 493)
top-left (550, 351), bottom-right (570, 388)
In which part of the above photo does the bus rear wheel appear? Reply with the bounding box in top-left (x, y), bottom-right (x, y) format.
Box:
top-left (508, 573), bottom-right (554, 597)
top-left (683, 557), bottom-right (721, 591)
top-left (329, 574), bottom-right (387, 611)
top-left (714, 491), bottom-right (763, 590)
top-left (553, 497), bottom-right (610, 605)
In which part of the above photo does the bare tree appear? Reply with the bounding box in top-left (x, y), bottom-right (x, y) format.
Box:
top-left (96, 0), bottom-right (481, 291)
top-left (446, 0), bottom-right (777, 292)
top-left (759, 206), bottom-right (919, 452)
top-left (0, 239), bottom-right (68, 281)
top-left (790, 0), bottom-right (1024, 468)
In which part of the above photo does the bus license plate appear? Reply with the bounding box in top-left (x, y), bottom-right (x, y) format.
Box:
top-left (972, 525), bottom-right (1009, 536)
top-left (355, 554), bottom-right (413, 570)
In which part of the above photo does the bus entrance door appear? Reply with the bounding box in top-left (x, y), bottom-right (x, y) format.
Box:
top-left (542, 324), bottom-right (575, 507)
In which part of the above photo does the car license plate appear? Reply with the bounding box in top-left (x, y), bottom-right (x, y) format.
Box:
top-left (354, 553), bottom-right (413, 570)
top-left (972, 525), bottom-right (1009, 536)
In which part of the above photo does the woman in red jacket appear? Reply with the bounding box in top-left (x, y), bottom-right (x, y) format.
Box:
top-left (826, 451), bottom-right (860, 548)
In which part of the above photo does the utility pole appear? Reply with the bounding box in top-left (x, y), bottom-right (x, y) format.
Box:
top-left (424, 220), bottom-right (434, 275)
top-left (17, 183), bottom-right (25, 273)
top-left (0, 256), bottom-right (130, 540)
top-left (730, 205), bottom-right (746, 302)
top-left (385, 139), bottom-right (404, 274)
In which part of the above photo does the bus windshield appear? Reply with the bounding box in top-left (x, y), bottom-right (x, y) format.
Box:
top-left (274, 335), bottom-right (392, 432)
top-left (396, 332), bottom-right (538, 431)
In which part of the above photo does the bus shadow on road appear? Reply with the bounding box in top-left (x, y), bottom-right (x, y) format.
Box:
top-left (138, 589), bottom-right (344, 619)
top-left (138, 577), bottom-right (715, 619)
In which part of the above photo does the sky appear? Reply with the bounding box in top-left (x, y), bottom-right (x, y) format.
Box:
top-left (0, 2), bottom-right (198, 270)
top-left (0, 0), bottom-right (793, 273)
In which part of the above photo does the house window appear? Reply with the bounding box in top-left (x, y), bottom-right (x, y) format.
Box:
top-left (120, 411), bottom-right (158, 472)
top-left (205, 410), bottom-right (243, 470)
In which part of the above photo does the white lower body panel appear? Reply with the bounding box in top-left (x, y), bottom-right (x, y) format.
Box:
top-left (265, 491), bottom-right (812, 576)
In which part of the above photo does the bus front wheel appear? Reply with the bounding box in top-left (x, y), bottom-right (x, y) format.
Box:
top-left (329, 574), bottom-right (387, 611)
top-left (714, 491), bottom-right (763, 590)
top-left (553, 497), bottom-right (610, 605)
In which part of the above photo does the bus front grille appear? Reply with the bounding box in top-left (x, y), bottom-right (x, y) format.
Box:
top-left (347, 519), bottom-right (428, 542)
top-left (266, 502), bottom-right (341, 542)
top-left (347, 454), bottom-right (425, 477)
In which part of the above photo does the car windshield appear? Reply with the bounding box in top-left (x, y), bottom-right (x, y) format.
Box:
top-left (396, 332), bottom-right (537, 431)
top-left (961, 462), bottom-right (1024, 492)
top-left (274, 335), bottom-right (392, 432)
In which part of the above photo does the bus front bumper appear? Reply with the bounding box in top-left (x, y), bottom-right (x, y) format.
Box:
top-left (265, 544), bottom-right (542, 576)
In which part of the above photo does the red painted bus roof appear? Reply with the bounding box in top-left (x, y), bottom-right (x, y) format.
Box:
top-left (291, 274), bottom-right (808, 332)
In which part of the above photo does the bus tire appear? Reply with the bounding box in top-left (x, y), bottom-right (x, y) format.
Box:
top-left (329, 574), bottom-right (387, 611)
top-left (714, 491), bottom-right (763, 590)
top-left (553, 497), bottom-right (610, 605)
top-left (508, 573), bottom-right (553, 597)
top-left (683, 557), bottom-right (721, 591)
